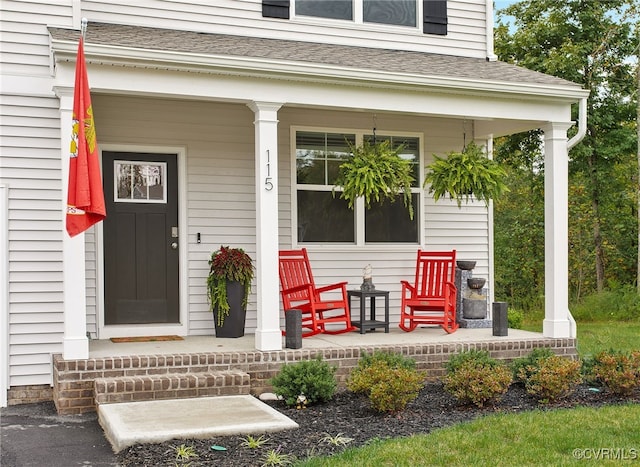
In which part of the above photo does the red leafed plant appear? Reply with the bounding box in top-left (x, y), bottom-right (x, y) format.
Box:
top-left (207, 246), bottom-right (254, 327)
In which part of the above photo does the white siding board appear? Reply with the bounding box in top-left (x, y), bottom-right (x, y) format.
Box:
top-left (78, 0), bottom-right (488, 58)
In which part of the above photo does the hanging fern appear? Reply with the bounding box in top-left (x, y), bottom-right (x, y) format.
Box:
top-left (333, 139), bottom-right (415, 219)
top-left (424, 141), bottom-right (509, 208)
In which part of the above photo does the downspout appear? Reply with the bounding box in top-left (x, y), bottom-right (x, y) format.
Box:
top-left (565, 96), bottom-right (588, 338)
top-left (567, 97), bottom-right (587, 150)
top-left (486, 0), bottom-right (498, 62)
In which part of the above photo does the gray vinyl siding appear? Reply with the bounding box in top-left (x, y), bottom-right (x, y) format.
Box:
top-left (1, 92), bottom-right (65, 386)
top-left (0, 0), bottom-right (73, 76)
top-left (79, 0), bottom-right (489, 58)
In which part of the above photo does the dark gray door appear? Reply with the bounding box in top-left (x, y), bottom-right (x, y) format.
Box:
top-left (103, 152), bottom-right (179, 325)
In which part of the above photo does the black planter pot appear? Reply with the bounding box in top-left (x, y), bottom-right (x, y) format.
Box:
top-left (213, 281), bottom-right (246, 338)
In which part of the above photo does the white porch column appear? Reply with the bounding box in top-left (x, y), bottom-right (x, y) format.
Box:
top-left (55, 87), bottom-right (89, 358)
top-left (248, 101), bottom-right (283, 351)
top-left (542, 122), bottom-right (575, 338)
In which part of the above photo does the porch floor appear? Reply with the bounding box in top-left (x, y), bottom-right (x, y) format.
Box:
top-left (89, 327), bottom-right (545, 357)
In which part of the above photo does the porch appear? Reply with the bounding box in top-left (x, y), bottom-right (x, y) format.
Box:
top-left (52, 327), bottom-right (577, 415)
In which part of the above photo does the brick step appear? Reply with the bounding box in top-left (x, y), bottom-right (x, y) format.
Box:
top-left (94, 370), bottom-right (250, 405)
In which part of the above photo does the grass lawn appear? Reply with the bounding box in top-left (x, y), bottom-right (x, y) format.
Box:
top-left (522, 320), bottom-right (640, 357)
top-left (301, 404), bottom-right (640, 466)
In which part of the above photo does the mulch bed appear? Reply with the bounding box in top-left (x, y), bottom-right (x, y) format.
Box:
top-left (117, 382), bottom-right (640, 466)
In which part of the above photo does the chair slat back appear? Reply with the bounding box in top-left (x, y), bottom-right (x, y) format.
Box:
top-left (279, 248), bottom-right (316, 302)
top-left (413, 250), bottom-right (456, 298)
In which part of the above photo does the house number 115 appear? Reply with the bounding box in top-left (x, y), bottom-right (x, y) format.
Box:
top-left (265, 149), bottom-right (273, 191)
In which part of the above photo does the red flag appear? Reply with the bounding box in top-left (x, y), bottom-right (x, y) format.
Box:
top-left (66, 36), bottom-right (106, 237)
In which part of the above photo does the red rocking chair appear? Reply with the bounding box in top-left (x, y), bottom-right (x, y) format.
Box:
top-left (399, 250), bottom-right (459, 334)
top-left (278, 248), bottom-right (356, 337)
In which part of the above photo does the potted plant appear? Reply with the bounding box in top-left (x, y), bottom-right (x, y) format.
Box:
top-left (423, 141), bottom-right (509, 207)
top-left (333, 139), bottom-right (415, 219)
top-left (207, 245), bottom-right (254, 338)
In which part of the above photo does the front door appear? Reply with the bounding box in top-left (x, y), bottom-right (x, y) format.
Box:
top-left (102, 152), bottom-right (179, 325)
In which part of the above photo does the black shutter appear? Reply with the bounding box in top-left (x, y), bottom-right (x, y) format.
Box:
top-left (263, 0), bottom-right (290, 19)
top-left (423, 0), bottom-right (447, 35)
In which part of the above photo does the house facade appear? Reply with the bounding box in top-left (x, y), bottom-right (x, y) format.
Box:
top-left (0, 0), bottom-right (588, 407)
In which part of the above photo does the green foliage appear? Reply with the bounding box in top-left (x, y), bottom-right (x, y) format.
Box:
top-left (334, 139), bottom-right (415, 219)
top-left (348, 361), bottom-right (424, 413)
top-left (240, 434), bottom-right (270, 449)
top-left (445, 349), bottom-right (497, 373)
top-left (510, 348), bottom-right (556, 382)
top-left (443, 350), bottom-right (512, 407)
top-left (494, 0), bottom-right (639, 299)
top-left (424, 141), bottom-right (509, 208)
top-left (571, 286), bottom-right (640, 322)
top-left (261, 447), bottom-right (296, 466)
top-left (507, 308), bottom-right (524, 329)
top-left (174, 443), bottom-right (198, 462)
top-left (517, 356), bottom-right (582, 404)
top-left (348, 352), bottom-right (423, 413)
top-left (356, 350), bottom-right (417, 371)
top-left (321, 433), bottom-right (354, 447)
top-left (590, 350), bottom-right (640, 395)
top-left (269, 357), bottom-right (337, 407)
top-left (207, 246), bottom-right (254, 327)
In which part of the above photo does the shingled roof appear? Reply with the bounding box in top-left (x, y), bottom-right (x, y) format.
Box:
top-left (49, 22), bottom-right (581, 90)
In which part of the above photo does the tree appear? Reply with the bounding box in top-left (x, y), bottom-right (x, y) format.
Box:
top-left (495, 0), bottom-right (639, 298)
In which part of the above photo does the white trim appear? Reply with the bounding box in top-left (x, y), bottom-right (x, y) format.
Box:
top-left (97, 144), bottom-right (188, 339)
top-left (290, 125), bottom-right (424, 250)
top-left (0, 184), bottom-right (8, 407)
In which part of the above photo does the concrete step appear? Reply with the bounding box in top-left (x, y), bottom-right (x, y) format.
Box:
top-left (98, 395), bottom-right (299, 453)
top-left (94, 370), bottom-right (250, 405)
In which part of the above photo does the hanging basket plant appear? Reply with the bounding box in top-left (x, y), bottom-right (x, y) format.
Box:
top-left (423, 141), bottom-right (509, 207)
top-left (333, 139), bottom-right (415, 219)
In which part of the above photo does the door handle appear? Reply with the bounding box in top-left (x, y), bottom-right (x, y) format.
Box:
top-left (171, 242), bottom-right (178, 250)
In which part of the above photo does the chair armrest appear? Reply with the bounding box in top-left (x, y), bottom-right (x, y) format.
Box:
top-left (315, 282), bottom-right (348, 294)
top-left (281, 283), bottom-right (313, 296)
top-left (400, 281), bottom-right (416, 300)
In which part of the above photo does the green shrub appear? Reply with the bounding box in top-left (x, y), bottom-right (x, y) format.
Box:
top-left (507, 308), bottom-right (524, 329)
top-left (443, 350), bottom-right (512, 407)
top-left (348, 352), bottom-right (423, 413)
top-left (518, 356), bottom-right (582, 404)
top-left (269, 356), bottom-right (337, 407)
top-left (510, 348), bottom-right (555, 382)
top-left (590, 350), bottom-right (640, 395)
top-left (445, 349), bottom-right (497, 372)
top-left (356, 350), bottom-right (417, 371)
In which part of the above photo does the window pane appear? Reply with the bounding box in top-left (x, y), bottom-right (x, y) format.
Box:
top-left (365, 193), bottom-right (419, 243)
top-left (298, 191), bottom-right (355, 242)
top-left (364, 0), bottom-right (416, 27)
top-left (364, 135), bottom-right (420, 187)
top-left (296, 132), bottom-right (354, 185)
top-left (296, 0), bottom-right (353, 20)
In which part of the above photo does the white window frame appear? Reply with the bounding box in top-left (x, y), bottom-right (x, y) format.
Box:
top-left (291, 126), bottom-right (424, 250)
top-left (291, 0), bottom-right (422, 32)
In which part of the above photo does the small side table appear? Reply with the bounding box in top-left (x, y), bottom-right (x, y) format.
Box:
top-left (348, 290), bottom-right (390, 334)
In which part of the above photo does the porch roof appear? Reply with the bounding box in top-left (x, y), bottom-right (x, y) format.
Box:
top-left (48, 22), bottom-right (584, 99)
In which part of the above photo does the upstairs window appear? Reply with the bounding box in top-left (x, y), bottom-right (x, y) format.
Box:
top-left (295, 0), bottom-right (417, 28)
top-left (264, 1), bottom-right (447, 35)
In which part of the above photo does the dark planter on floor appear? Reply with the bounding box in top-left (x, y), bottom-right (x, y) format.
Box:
top-left (214, 281), bottom-right (246, 338)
